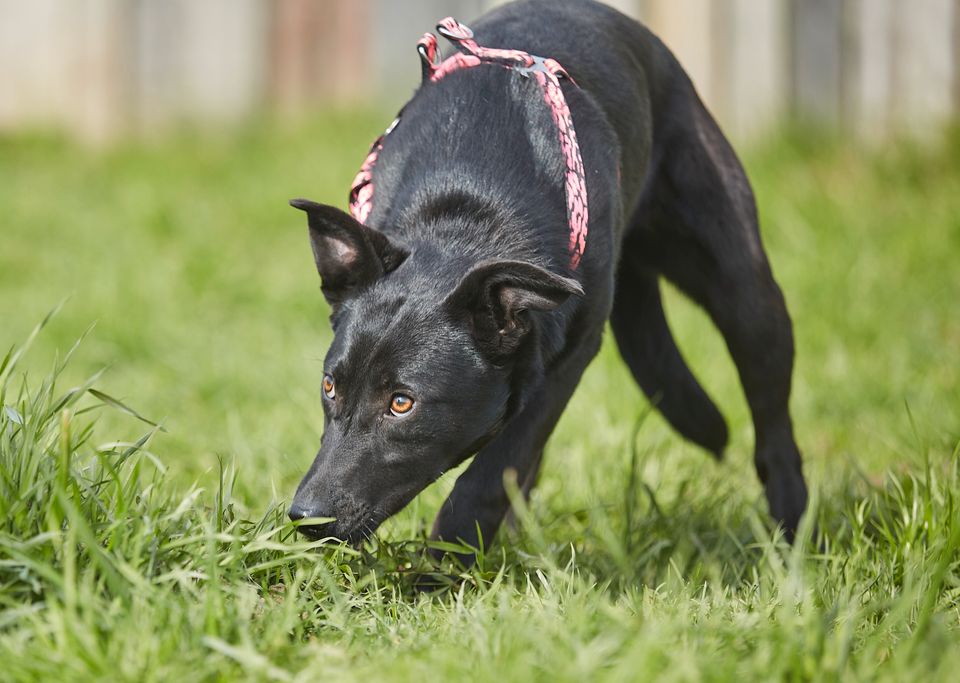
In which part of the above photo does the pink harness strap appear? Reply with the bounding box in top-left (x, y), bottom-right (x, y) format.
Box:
top-left (349, 17), bottom-right (588, 270)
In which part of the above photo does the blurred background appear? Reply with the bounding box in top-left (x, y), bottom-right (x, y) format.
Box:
top-left (1, 1), bottom-right (958, 509)
top-left (2, 0), bottom-right (958, 144)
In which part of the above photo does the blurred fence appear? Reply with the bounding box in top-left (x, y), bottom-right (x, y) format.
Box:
top-left (1, 0), bottom-right (957, 143)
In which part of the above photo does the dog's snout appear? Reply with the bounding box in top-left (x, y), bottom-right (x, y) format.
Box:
top-left (287, 501), bottom-right (312, 523)
top-left (288, 502), bottom-right (336, 540)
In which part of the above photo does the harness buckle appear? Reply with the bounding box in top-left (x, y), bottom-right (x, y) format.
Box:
top-left (436, 18), bottom-right (474, 41)
top-left (516, 55), bottom-right (550, 79)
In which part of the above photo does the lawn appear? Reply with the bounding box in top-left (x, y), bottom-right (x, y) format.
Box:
top-left (1, 115), bottom-right (959, 681)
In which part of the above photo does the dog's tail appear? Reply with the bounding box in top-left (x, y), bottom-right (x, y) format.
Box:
top-left (610, 259), bottom-right (728, 458)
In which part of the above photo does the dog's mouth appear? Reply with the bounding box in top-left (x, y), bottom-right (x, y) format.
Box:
top-left (291, 471), bottom-right (442, 546)
top-left (293, 507), bottom-right (388, 546)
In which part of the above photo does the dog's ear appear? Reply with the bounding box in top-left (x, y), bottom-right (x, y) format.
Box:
top-left (290, 199), bottom-right (408, 307)
top-left (445, 259), bottom-right (584, 357)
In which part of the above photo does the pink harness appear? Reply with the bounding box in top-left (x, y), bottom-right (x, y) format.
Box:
top-left (349, 17), bottom-right (588, 269)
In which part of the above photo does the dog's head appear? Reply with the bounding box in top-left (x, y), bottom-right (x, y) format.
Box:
top-left (287, 199), bottom-right (582, 541)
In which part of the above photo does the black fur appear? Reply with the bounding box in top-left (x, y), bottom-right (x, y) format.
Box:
top-left (288, 0), bottom-right (808, 555)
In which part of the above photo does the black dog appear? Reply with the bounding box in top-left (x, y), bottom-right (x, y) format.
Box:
top-left (288, 0), bottom-right (808, 557)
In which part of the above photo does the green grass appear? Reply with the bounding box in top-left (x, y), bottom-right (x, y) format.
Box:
top-left (1, 116), bottom-right (959, 681)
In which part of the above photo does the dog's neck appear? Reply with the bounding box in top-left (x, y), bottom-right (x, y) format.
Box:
top-left (388, 187), bottom-right (569, 273)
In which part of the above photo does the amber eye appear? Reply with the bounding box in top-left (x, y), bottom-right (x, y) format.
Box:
top-left (322, 374), bottom-right (336, 400)
top-left (389, 393), bottom-right (414, 416)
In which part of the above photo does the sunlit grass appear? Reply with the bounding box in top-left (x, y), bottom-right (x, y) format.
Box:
top-left (0, 118), bottom-right (958, 680)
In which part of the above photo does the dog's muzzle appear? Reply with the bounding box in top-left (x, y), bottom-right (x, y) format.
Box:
top-left (287, 503), bottom-right (337, 540)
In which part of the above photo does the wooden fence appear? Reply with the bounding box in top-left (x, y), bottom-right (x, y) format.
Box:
top-left (0, 0), bottom-right (957, 143)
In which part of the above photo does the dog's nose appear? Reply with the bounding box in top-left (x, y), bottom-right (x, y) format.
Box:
top-left (288, 503), bottom-right (335, 540)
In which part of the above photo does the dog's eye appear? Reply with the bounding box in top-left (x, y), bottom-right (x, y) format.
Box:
top-left (322, 374), bottom-right (336, 400)
top-left (389, 393), bottom-right (414, 416)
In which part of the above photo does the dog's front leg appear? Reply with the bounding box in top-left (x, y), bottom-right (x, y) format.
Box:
top-left (431, 332), bottom-right (602, 565)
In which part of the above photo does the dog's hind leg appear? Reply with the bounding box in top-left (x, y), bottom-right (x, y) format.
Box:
top-left (626, 99), bottom-right (808, 537)
top-left (610, 254), bottom-right (729, 457)
top-left (677, 250), bottom-right (808, 538)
